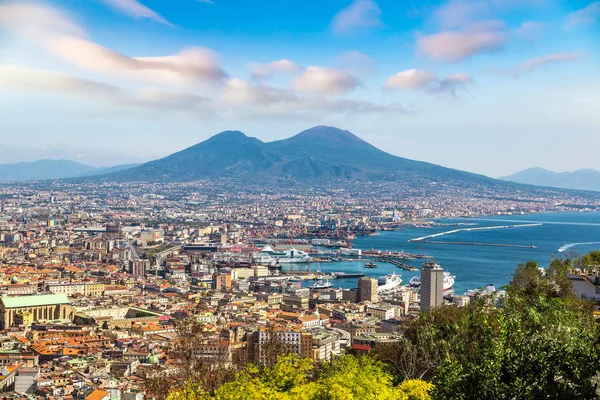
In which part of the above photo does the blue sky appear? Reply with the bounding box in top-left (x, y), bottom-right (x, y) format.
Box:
top-left (0, 0), bottom-right (598, 176)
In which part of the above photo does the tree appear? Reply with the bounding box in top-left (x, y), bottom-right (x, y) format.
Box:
top-left (166, 354), bottom-right (433, 400)
top-left (378, 254), bottom-right (600, 400)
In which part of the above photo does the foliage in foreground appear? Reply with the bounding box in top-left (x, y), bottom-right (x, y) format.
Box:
top-left (166, 354), bottom-right (433, 400)
top-left (376, 256), bottom-right (600, 400)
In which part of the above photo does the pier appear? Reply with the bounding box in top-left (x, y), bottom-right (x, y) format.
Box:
top-left (378, 259), bottom-right (419, 271)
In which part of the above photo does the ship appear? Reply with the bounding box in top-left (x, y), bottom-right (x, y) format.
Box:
top-left (253, 246), bottom-right (312, 265)
top-left (409, 272), bottom-right (455, 291)
top-left (333, 272), bottom-right (366, 278)
top-left (364, 262), bottom-right (378, 268)
top-left (377, 273), bottom-right (402, 292)
top-left (308, 279), bottom-right (333, 290)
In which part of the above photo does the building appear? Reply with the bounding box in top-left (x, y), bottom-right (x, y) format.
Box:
top-left (84, 283), bottom-right (105, 297)
top-left (358, 277), bottom-right (378, 303)
top-left (130, 260), bottom-right (150, 277)
top-left (104, 222), bottom-right (122, 240)
top-left (45, 282), bottom-right (86, 296)
top-left (0, 294), bottom-right (72, 329)
top-left (213, 273), bottom-right (232, 291)
top-left (421, 261), bottom-right (444, 311)
top-left (247, 329), bottom-right (312, 364)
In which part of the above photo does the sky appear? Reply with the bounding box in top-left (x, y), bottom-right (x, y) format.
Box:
top-left (0, 0), bottom-right (598, 177)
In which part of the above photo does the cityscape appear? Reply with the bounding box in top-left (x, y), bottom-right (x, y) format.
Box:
top-left (1, 0), bottom-right (600, 399)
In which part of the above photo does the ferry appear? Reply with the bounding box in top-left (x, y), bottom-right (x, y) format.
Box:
top-left (254, 246), bottom-right (312, 265)
top-left (409, 272), bottom-right (455, 291)
top-left (308, 279), bottom-right (333, 290)
top-left (378, 273), bottom-right (402, 292)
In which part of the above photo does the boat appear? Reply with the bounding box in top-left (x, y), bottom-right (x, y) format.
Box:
top-left (253, 246), bottom-right (312, 265)
top-left (409, 272), bottom-right (455, 291)
top-left (364, 262), bottom-right (378, 268)
top-left (377, 273), bottom-right (402, 292)
top-left (333, 272), bottom-right (365, 278)
top-left (308, 279), bottom-right (333, 290)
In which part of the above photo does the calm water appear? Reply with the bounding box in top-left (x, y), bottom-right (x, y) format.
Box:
top-left (296, 212), bottom-right (600, 294)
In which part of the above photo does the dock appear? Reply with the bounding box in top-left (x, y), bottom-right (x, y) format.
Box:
top-left (378, 259), bottom-right (419, 271)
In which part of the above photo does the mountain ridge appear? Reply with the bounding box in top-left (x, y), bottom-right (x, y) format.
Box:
top-left (0, 159), bottom-right (140, 182)
top-left (501, 167), bottom-right (600, 192)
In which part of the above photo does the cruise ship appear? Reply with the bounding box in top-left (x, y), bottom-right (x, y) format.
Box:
top-left (409, 272), bottom-right (455, 291)
top-left (253, 246), bottom-right (312, 265)
top-left (377, 273), bottom-right (402, 292)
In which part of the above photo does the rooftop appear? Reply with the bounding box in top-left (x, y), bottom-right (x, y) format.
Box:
top-left (1, 294), bottom-right (70, 309)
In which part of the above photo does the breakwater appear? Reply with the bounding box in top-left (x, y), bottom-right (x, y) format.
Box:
top-left (408, 223), bottom-right (543, 243)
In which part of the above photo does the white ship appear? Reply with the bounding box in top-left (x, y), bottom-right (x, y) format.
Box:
top-left (308, 279), bottom-right (333, 290)
top-left (409, 272), bottom-right (455, 291)
top-left (254, 246), bottom-right (312, 265)
top-left (377, 273), bottom-right (402, 292)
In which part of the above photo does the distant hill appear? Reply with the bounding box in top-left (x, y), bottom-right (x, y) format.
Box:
top-left (0, 160), bottom-right (140, 182)
top-left (103, 125), bottom-right (498, 185)
top-left (501, 167), bottom-right (600, 192)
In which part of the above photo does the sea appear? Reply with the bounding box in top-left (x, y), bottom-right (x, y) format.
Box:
top-left (294, 212), bottom-right (600, 294)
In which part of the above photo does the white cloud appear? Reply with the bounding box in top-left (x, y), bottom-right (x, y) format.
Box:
top-left (291, 67), bottom-right (359, 95)
top-left (0, 3), bottom-right (87, 40)
top-left (383, 69), bottom-right (437, 90)
top-left (417, 22), bottom-right (507, 63)
top-left (566, 2), bottom-right (600, 28)
top-left (330, 0), bottom-right (382, 35)
top-left (99, 0), bottom-right (171, 25)
top-left (384, 69), bottom-right (472, 98)
top-left (250, 59), bottom-right (302, 81)
top-left (0, 3), bottom-right (226, 86)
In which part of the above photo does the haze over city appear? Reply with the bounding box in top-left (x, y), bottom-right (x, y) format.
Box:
top-left (0, 0), bottom-right (599, 176)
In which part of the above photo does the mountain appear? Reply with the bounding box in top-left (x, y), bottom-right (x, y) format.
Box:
top-left (103, 126), bottom-right (498, 185)
top-left (0, 160), bottom-right (140, 182)
top-left (501, 167), bottom-right (600, 192)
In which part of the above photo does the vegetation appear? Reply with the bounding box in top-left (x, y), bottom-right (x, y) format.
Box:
top-left (160, 253), bottom-right (600, 400)
top-left (166, 354), bottom-right (433, 400)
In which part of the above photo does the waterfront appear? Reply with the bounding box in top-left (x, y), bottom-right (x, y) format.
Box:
top-left (296, 212), bottom-right (600, 294)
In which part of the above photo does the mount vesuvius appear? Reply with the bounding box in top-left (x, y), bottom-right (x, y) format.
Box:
top-left (100, 126), bottom-right (498, 185)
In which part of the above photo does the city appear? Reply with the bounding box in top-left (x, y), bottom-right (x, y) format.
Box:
top-left (1, 0), bottom-right (600, 398)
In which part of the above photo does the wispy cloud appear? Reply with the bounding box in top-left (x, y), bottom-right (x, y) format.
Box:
top-left (499, 52), bottom-right (586, 76)
top-left (0, 64), bottom-right (211, 113)
top-left (566, 2), bottom-right (600, 28)
top-left (330, 0), bottom-right (382, 35)
top-left (334, 51), bottom-right (377, 77)
top-left (99, 0), bottom-right (171, 25)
